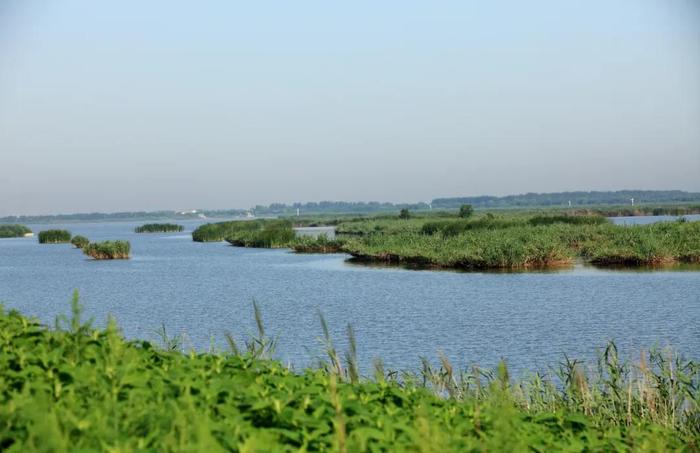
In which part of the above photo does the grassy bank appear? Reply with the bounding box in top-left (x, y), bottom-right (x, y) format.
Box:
top-left (135, 223), bottom-right (184, 233)
top-left (0, 298), bottom-right (697, 451)
top-left (336, 215), bottom-right (700, 270)
top-left (0, 224), bottom-right (32, 238)
top-left (38, 229), bottom-right (71, 244)
top-left (82, 240), bottom-right (131, 260)
top-left (192, 220), bottom-right (261, 242)
top-left (224, 220), bottom-right (295, 248)
top-left (192, 214), bottom-right (700, 271)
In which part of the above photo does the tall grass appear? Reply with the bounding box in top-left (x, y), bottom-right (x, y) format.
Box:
top-left (0, 297), bottom-right (697, 450)
top-left (343, 219), bottom-right (700, 270)
top-left (135, 223), bottom-right (184, 233)
top-left (192, 220), bottom-right (262, 242)
top-left (70, 235), bottom-right (89, 249)
top-left (0, 224), bottom-right (32, 238)
top-left (225, 220), bottom-right (295, 248)
top-left (82, 240), bottom-right (130, 260)
top-left (37, 229), bottom-right (71, 244)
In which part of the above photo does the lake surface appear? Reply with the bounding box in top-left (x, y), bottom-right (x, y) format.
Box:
top-left (609, 214), bottom-right (700, 225)
top-left (1, 218), bottom-right (699, 376)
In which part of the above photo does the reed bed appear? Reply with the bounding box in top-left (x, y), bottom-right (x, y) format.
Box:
top-left (134, 223), bottom-right (184, 233)
top-left (192, 220), bottom-right (261, 242)
top-left (69, 235), bottom-right (89, 249)
top-left (225, 220), bottom-right (295, 248)
top-left (0, 224), bottom-right (32, 238)
top-left (0, 296), bottom-right (697, 451)
top-left (343, 227), bottom-right (574, 269)
top-left (37, 229), bottom-right (71, 244)
top-left (342, 218), bottom-right (700, 270)
top-left (291, 234), bottom-right (347, 253)
top-left (82, 240), bottom-right (130, 260)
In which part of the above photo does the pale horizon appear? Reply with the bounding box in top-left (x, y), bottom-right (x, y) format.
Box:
top-left (1, 1), bottom-right (699, 216)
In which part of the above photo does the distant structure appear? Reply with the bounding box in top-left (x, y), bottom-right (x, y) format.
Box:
top-left (297, 208), bottom-right (300, 216)
top-left (630, 198), bottom-right (635, 205)
top-left (568, 200), bottom-right (572, 207)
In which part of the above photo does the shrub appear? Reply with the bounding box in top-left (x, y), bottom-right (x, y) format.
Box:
top-left (398, 209), bottom-right (411, 219)
top-left (458, 204), bottom-right (474, 218)
top-left (38, 229), bottom-right (71, 244)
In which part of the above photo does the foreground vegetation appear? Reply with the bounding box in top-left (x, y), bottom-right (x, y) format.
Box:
top-left (0, 224), bottom-right (31, 238)
top-left (135, 223), bottom-right (184, 233)
top-left (82, 240), bottom-right (131, 260)
top-left (0, 297), bottom-right (697, 451)
top-left (37, 229), bottom-right (71, 244)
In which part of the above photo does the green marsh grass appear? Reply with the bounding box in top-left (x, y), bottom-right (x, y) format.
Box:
top-left (135, 223), bottom-right (184, 233)
top-left (225, 220), bottom-right (295, 248)
top-left (37, 229), bottom-right (71, 244)
top-left (0, 294), bottom-right (697, 450)
top-left (0, 224), bottom-right (32, 238)
top-left (69, 235), bottom-right (89, 249)
top-left (82, 240), bottom-right (131, 260)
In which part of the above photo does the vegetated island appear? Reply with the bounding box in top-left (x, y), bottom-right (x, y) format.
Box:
top-left (0, 294), bottom-right (696, 450)
top-left (37, 229), bottom-right (71, 244)
top-left (134, 223), bottom-right (184, 233)
top-left (0, 224), bottom-right (32, 238)
top-left (70, 235), bottom-right (90, 249)
top-left (192, 208), bottom-right (700, 270)
top-left (82, 240), bottom-right (130, 260)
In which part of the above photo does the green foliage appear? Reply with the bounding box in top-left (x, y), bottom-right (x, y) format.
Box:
top-left (70, 235), bottom-right (89, 249)
top-left (225, 220), bottom-right (295, 248)
top-left (37, 229), bottom-right (71, 244)
top-left (579, 221), bottom-right (700, 265)
top-left (134, 223), bottom-right (184, 233)
top-left (399, 209), bottom-right (411, 219)
top-left (192, 220), bottom-right (262, 242)
top-left (82, 240), bottom-right (131, 260)
top-left (0, 300), bottom-right (697, 450)
top-left (291, 235), bottom-right (346, 253)
top-left (340, 215), bottom-right (699, 270)
top-left (0, 224), bottom-right (31, 238)
top-left (458, 204), bottom-right (474, 218)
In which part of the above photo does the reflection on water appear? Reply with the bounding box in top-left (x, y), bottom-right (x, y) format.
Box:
top-left (1, 219), bottom-right (698, 376)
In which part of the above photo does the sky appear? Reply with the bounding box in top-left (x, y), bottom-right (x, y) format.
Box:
top-left (0, 0), bottom-right (699, 216)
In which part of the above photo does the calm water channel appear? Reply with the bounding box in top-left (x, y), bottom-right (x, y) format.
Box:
top-left (1, 217), bottom-right (698, 375)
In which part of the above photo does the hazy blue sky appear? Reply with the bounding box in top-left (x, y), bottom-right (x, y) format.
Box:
top-left (1, 0), bottom-right (699, 215)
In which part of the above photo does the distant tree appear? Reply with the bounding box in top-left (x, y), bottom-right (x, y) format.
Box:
top-left (399, 209), bottom-right (411, 219)
top-left (458, 204), bottom-right (474, 218)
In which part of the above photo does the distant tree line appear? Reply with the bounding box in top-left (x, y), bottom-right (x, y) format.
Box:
top-left (2, 191), bottom-right (700, 224)
top-left (431, 190), bottom-right (700, 209)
